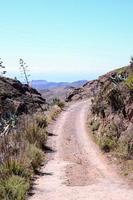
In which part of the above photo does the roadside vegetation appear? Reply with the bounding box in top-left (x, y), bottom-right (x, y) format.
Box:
top-left (89, 59), bottom-right (133, 180)
top-left (89, 117), bottom-right (133, 179)
top-left (0, 115), bottom-right (45, 199)
top-left (0, 101), bottom-right (64, 200)
top-left (0, 58), bottom-right (65, 200)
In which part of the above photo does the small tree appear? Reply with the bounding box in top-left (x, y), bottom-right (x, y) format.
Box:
top-left (0, 58), bottom-right (6, 76)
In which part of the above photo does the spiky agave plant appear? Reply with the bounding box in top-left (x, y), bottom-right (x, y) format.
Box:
top-left (19, 58), bottom-right (43, 112)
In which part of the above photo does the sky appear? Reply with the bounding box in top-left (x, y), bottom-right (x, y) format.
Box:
top-left (0, 0), bottom-right (133, 82)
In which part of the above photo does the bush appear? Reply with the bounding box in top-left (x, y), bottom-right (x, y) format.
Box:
top-left (98, 136), bottom-right (117, 152)
top-left (52, 98), bottom-right (65, 109)
top-left (0, 159), bottom-right (31, 179)
top-left (91, 120), bottom-right (100, 132)
top-left (35, 115), bottom-right (48, 128)
top-left (116, 137), bottom-right (133, 159)
top-left (91, 101), bottom-right (105, 118)
top-left (125, 75), bottom-right (133, 90)
top-left (107, 122), bottom-right (120, 139)
top-left (107, 88), bottom-right (124, 112)
top-left (115, 141), bottom-right (129, 159)
top-left (27, 144), bottom-right (44, 172)
top-left (0, 175), bottom-right (30, 200)
top-left (49, 105), bottom-right (61, 120)
top-left (24, 122), bottom-right (47, 149)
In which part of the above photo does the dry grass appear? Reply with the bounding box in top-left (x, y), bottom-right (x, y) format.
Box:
top-left (0, 175), bottom-right (30, 200)
top-left (35, 115), bottom-right (48, 128)
top-left (26, 144), bottom-right (44, 172)
top-left (0, 101), bottom-right (64, 199)
top-left (24, 121), bottom-right (47, 149)
top-left (46, 105), bottom-right (62, 122)
top-left (0, 113), bottom-right (47, 199)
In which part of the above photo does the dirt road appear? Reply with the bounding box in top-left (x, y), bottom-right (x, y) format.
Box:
top-left (29, 100), bottom-right (133, 200)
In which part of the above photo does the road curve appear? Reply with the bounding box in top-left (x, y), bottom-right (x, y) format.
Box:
top-left (29, 100), bottom-right (133, 200)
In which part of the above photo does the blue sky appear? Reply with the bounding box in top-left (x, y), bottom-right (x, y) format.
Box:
top-left (0, 0), bottom-right (133, 81)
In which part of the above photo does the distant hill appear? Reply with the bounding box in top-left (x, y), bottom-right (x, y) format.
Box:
top-left (31, 80), bottom-right (87, 90)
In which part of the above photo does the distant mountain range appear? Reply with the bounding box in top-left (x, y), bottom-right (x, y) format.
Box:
top-left (31, 80), bottom-right (88, 90)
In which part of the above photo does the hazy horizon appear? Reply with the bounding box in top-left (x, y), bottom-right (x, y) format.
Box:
top-left (5, 67), bottom-right (112, 82)
top-left (6, 64), bottom-right (127, 83)
top-left (1, 1), bottom-right (133, 82)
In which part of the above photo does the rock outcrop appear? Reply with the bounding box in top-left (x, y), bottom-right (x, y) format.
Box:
top-left (66, 79), bottom-right (101, 101)
top-left (0, 76), bottom-right (46, 119)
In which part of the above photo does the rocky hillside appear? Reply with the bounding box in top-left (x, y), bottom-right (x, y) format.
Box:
top-left (0, 76), bottom-right (46, 119)
top-left (90, 65), bottom-right (133, 179)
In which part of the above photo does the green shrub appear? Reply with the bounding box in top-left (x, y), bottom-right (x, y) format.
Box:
top-left (116, 138), bottom-right (133, 159)
top-left (0, 159), bottom-right (31, 179)
top-left (98, 136), bottom-right (117, 152)
top-left (104, 122), bottom-right (120, 139)
top-left (91, 120), bottom-right (100, 132)
top-left (125, 75), bottom-right (133, 90)
top-left (24, 122), bottom-right (47, 149)
top-left (115, 141), bottom-right (128, 159)
top-left (0, 165), bottom-right (9, 181)
top-left (0, 175), bottom-right (30, 200)
top-left (27, 144), bottom-right (44, 172)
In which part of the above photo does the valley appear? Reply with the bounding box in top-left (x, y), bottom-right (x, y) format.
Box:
top-left (0, 64), bottom-right (132, 200)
